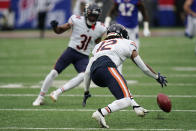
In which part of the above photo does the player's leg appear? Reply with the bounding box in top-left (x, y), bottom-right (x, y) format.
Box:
top-left (50, 50), bottom-right (89, 102)
top-left (193, 18), bottom-right (196, 54)
top-left (33, 48), bottom-right (72, 106)
top-left (91, 67), bottom-right (147, 128)
top-left (127, 26), bottom-right (140, 51)
top-left (50, 72), bottom-right (85, 102)
top-left (99, 67), bottom-right (147, 116)
top-left (185, 15), bottom-right (194, 39)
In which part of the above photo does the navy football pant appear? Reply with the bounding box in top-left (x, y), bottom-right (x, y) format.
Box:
top-left (54, 47), bottom-right (89, 74)
top-left (91, 66), bottom-right (132, 99)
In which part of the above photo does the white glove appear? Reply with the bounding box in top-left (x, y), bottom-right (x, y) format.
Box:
top-left (104, 16), bottom-right (111, 27)
top-left (143, 22), bottom-right (151, 37)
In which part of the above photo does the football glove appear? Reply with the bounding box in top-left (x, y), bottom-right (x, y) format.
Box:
top-left (50, 20), bottom-right (58, 29)
top-left (82, 91), bottom-right (91, 107)
top-left (156, 72), bottom-right (168, 87)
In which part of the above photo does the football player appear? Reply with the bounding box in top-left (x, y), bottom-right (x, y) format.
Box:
top-left (184, 0), bottom-right (196, 39)
top-left (104, 0), bottom-right (151, 49)
top-left (104, 0), bottom-right (151, 74)
top-left (33, 4), bottom-right (106, 106)
top-left (82, 24), bottom-right (167, 128)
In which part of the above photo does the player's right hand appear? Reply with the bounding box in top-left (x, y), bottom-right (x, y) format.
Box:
top-left (50, 20), bottom-right (58, 29)
top-left (156, 72), bottom-right (167, 87)
top-left (82, 91), bottom-right (91, 107)
top-left (143, 28), bottom-right (151, 37)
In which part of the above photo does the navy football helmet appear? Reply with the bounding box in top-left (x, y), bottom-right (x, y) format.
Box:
top-left (84, 4), bottom-right (101, 26)
top-left (107, 24), bottom-right (129, 39)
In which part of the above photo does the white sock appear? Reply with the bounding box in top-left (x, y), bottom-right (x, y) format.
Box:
top-left (40, 69), bottom-right (58, 96)
top-left (57, 72), bottom-right (84, 95)
top-left (101, 97), bottom-right (140, 116)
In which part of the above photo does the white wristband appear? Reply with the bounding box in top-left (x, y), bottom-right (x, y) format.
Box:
top-left (143, 21), bottom-right (149, 30)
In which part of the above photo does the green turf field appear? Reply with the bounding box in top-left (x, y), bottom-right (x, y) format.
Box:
top-left (0, 35), bottom-right (196, 131)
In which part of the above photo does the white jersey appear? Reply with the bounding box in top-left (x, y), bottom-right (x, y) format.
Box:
top-left (92, 38), bottom-right (137, 66)
top-left (68, 15), bottom-right (106, 56)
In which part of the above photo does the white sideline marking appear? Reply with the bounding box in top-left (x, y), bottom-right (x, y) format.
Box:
top-left (0, 108), bottom-right (196, 112)
top-left (0, 127), bottom-right (185, 131)
top-left (1, 94), bottom-right (196, 98)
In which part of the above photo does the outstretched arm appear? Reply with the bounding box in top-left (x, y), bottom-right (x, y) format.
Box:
top-left (131, 50), bottom-right (167, 87)
top-left (104, 1), bottom-right (118, 27)
top-left (131, 50), bottom-right (158, 79)
top-left (82, 57), bottom-right (94, 107)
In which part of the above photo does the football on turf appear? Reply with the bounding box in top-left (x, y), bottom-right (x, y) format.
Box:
top-left (157, 93), bottom-right (172, 113)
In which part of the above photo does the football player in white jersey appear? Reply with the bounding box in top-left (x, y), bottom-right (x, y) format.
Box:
top-left (33, 4), bottom-right (106, 106)
top-left (82, 24), bottom-right (167, 128)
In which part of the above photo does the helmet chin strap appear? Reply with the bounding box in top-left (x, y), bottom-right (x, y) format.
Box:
top-left (86, 19), bottom-right (95, 26)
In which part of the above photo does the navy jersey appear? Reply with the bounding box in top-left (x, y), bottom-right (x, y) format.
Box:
top-left (191, 0), bottom-right (196, 14)
top-left (115, 0), bottom-right (140, 28)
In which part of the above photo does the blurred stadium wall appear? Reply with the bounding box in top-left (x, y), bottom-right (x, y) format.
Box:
top-left (0, 0), bottom-right (71, 29)
top-left (0, 0), bottom-right (186, 30)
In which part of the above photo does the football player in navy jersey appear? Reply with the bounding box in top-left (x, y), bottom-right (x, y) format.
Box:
top-left (184, 0), bottom-right (196, 54)
top-left (105, 0), bottom-right (150, 49)
top-left (104, 0), bottom-right (151, 74)
top-left (184, 0), bottom-right (196, 39)
top-left (33, 4), bottom-right (106, 106)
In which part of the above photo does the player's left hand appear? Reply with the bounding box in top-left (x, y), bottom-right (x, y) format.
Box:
top-left (143, 28), bottom-right (151, 37)
top-left (82, 91), bottom-right (91, 107)
top-left (156, 72), bottom-right (167, 87)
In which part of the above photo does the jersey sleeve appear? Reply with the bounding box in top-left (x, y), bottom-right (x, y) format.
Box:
top-left (68, 15), bottom-right (75, 24)
top-left (127, 40), bottom-right (137, 57)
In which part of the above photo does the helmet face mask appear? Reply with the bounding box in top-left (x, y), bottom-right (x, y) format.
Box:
top-left (84, 4), bottom-right (101, 26)
top-left (107, 24), bottom-right (129, 39)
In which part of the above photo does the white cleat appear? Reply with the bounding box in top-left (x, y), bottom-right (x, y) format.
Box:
top-left (32, 96), bottom-right (44, 106)
top-left (50, 91), bottom-right (59, 102)
top-left (134, 106), bottom-right (148, 117)
top-left (92, 110), bottom-right (109, 128)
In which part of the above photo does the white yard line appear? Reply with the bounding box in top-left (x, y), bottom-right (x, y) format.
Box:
top-left (173, 67), bottom-right (196, 71)
top-left (0, 127), bottom-right (186, 131)
top-left (0, 108), bottom-right (196, 112)
top-left (1, 73), bottom-right (196, 77)
top-left (1, 81), bottom-right (196, 89)
top-left (0, 94), bottom-right (196, 98)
